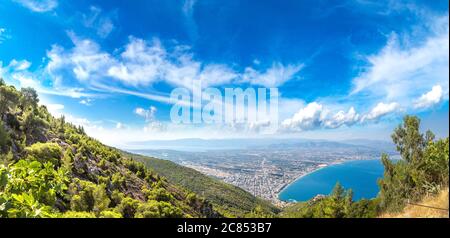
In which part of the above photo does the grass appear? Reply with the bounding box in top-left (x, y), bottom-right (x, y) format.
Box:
top-left (381, 188), bottom-right (449, 218)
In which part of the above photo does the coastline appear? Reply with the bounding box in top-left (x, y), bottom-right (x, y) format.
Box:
top-left (275, 158), bottom-right (381, 205)
top-left (273, 162), bottom-right (337, 206)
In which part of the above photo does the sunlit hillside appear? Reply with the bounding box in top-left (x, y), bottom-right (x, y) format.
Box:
top-left (381, 189), bottom-right (449, 218)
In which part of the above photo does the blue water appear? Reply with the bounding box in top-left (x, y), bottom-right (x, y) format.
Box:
top-left (279, 159), bottom-right (385, 202)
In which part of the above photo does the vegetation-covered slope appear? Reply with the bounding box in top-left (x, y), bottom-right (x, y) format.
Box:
top-left (281, 116), bottom-right (449, 218)
top-left (0, 79), bottom-right (219, 218)
top-left (126, 152), bottom-right (279, 217)
top-left (380, 188), bottom-right (448, 218)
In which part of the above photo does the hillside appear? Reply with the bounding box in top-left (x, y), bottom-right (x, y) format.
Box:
top-left (0, 80), bottom-right (219, 218)
top-left (280, 116), bottom-right (449, 218)
top-left (126, 152), bottom-right (279, 217)
top-left (380, 189), bottom-right (449, 218)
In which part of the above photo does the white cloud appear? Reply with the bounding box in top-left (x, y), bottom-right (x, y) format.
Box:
top-left (281, 102), bottom-right (326, 131)
top-left (115, 122), bottom-right (124, 129)
top-left (1, 58), bottom-right (95, 98)
top-left (82, 6), bottom-right (115, 38)
top-left (281, 102), bottom-right (360, 131)
top-left (135, 106), bottom-right (157, 122)
top-left (14, 0), bottom-right (58, 12)
top-left (0, 28), bottom-right (10, 43)
top-left (362, 102), bottom-right (399, 121)
top-left (8, 59), bottom-right (31, 71)
top-left (108, 37), bottom-right (238, 88)
top-left (144, 121), bottom-right (166, 133)
top-left (46, 33), bottom-right (300, 90)
top-left (241, 63), bottom-right (303, 87)
top-left (182, 0), bottom-right (197, 15)
top-left (323, 107), bottom-right (360, 129)
top-left (46, 31), bottom-right (114, 84)
top-left (351, 16), bottom-right (449, 103)
top-left (45, 103), bottom-right (64, 116)
top-left (414, 85), bottom-right (444, 109)
top-left (79, 98), bottom-right (93, 106)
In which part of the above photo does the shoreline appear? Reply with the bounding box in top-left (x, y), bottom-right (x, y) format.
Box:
top-left (272, 162), bottom-right (336, 206)
top-left (275, 158), bottom-right (381, 205)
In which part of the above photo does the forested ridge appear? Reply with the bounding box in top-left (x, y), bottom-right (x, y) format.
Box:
top-left (0, 79), bottom-right (219, 218)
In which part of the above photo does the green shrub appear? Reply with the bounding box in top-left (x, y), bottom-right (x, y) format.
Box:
top-left (134, 200), bottom-right (183, 218)
top-left (61, 211), bottom-right (96, 218)
top-left (25, 142), bottom-right (62, 166)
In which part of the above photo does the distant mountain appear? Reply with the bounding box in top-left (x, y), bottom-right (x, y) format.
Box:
top-left (126, 138), bottom-right (397, 154)
top-left (340, 139), bottom-right (396, 153)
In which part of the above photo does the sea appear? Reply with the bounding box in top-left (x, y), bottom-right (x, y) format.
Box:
top-left (279, 159), bottom-right (386, 202)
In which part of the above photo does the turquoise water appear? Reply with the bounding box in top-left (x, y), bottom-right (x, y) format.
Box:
top-left (279, 159), bottom-right (385, 202)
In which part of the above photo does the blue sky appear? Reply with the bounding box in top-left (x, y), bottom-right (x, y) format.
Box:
top-left (0, 0), bottom-right (448, 148)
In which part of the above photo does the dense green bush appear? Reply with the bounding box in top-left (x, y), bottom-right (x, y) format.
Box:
top-left (25, 142), bottom-right (62, 166)
top-left (0, 159), bottom-right (69, 218)
top-left (134, 200), bottom-right (183, 218)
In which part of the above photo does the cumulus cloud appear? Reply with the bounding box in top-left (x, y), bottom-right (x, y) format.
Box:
top-left (323, 107), bottom-right (360, 129)
top-left (14, 0), bottom-right (58, 12)
top-left (281, 102), bottom-right (360, 131)
top-left (362, 102), bottom-right (399, 121)
top-left (413, 85), bottom-right (444, 109)
top-left (281, 102), bottom-right (326, 131)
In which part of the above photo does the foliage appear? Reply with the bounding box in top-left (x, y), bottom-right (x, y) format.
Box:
top-left (0, 82), bottom-right (219, 218)
top-left (0, 160), bottom-right (69, 218)
top-left (378, 116), bottom-right (449, 212)
top-left (0, 121), bottom-right (10, 153)
top-left (129, 152), bottom-right (278, 217)
top-left (281, 183), bottom-right (379, 218)
top-left (134, 200), bottom-right (184, 218)
top-left (25, 142), bottom-right (62, 166)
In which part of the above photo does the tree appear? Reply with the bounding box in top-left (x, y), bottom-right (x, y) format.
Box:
top-left (20, 87), bottom-right (39, 109)
top-left (0, 85), bottom-right (20, 116)
top-left (0, 121), bottom-right (10, 153)
top-left (391, 115), bottom-right (425, 164)
top-left (379, 115), bottom-right (449, 212)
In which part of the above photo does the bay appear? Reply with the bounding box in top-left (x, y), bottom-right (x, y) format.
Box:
top-left (279, 159), bottom-right (385, 202)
